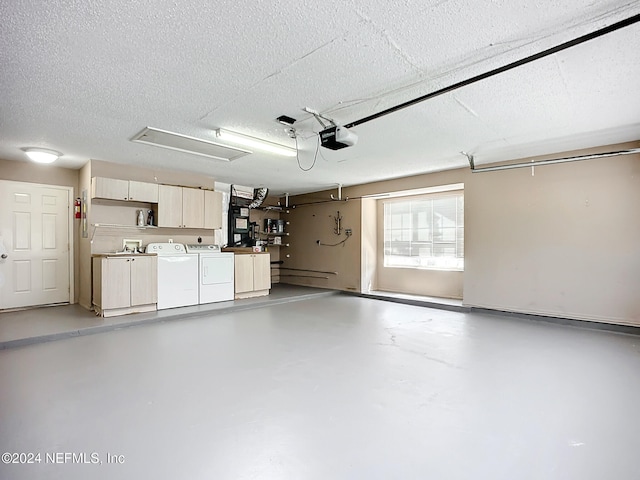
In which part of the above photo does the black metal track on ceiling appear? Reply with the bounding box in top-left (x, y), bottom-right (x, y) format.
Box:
top-left (343, 12), bottom-right (640, 129)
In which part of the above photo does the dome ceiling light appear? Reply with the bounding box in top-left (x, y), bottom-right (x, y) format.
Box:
top-left (22, 148), bottom-right (61, 164)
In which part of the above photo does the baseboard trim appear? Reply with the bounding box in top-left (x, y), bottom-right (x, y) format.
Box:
top-left (346, 292), bottom-right (640, 336)
top-left (470, 307), bottom-right (640, 336)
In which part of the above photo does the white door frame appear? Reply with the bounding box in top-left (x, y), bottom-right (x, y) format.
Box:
top-left (0, 179), bottom-right (75, 307)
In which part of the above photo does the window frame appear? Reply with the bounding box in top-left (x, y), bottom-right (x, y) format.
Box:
top-left (382, 190), bottom-right (464, 272)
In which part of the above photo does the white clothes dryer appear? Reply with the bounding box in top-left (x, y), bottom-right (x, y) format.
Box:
top-left (185, 244), bottom-right (234, 304)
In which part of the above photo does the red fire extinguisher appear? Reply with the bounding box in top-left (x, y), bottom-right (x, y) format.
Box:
top-left (74, 198), bottom-right (81, 219)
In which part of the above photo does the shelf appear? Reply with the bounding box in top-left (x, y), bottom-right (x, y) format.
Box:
top-left (90, 223), bottom-right (157, 243)
top-left (252, 206), bottom-right (290, 214)
top-left (92, 223), bottom-right (157, 229)
top-left (259, 232), bottom-right (289, 236)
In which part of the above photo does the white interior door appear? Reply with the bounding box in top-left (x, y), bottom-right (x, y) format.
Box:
top-left (0, 180), bottom-right (71, 309)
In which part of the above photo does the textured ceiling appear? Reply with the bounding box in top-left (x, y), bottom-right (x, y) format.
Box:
top-left (1, 0), bottom-right (639, 194)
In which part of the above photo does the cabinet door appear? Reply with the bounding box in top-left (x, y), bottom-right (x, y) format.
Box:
top-left (204, 190), bottom-right (222, 229)
top-left (92, 177), bottom-right (129, 201)
top-left (102, 258), bottom-right (132, 309)
top-left (158, 185), bottom-right (183, 227)
top-left (182, 188), bottom-right (205, 228)
top-left (253, 253), bottom-right (271, 291)
top-left (128, 181), bottom-right (159, 203)
top-left (234, 255), bottom-right (254, 293)
top-left (130, 256), bottom-right (157, 306)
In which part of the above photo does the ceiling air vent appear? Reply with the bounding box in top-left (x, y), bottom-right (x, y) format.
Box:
top-left (131, 127), bottom-right (251, 161)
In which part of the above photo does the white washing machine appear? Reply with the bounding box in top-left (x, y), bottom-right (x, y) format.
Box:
top-left (185, 244), bottom-right (235, 304)
top-left (147, 242), bottom-right (199, 310)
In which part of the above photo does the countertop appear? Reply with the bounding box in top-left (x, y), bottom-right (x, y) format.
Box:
top-left (92, 253), bottom-right (158, 258)
top-left (222, 247), bottom-right (269, 254)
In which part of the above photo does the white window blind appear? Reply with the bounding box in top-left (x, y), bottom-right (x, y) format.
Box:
top-left (383, 191), bottom-right (464, 270)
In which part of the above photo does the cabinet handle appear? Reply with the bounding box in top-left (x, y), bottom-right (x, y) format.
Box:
top-left (131, 258), bottom-right (135, 261)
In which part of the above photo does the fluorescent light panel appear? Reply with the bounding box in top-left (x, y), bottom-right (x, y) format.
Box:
top-left (216, 128), bottom-right (296, 157)
top-left (131, 127), bottom-right (251, 161)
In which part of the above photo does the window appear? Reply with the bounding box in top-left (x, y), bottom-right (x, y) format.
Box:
top-left (383, 191), bottom-right (464, 270)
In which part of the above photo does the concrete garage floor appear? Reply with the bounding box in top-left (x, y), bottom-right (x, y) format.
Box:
top-left (1, 295), bottom-right (640, 479)
top-left (0, 284), bottom-right (337, 349)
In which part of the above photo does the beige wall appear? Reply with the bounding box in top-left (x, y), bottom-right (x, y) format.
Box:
top-left (285, 142), bottom-right (640, 325)
top-left (0, 158), bottom-right (79, 188)
top-left (78, 162), bottom-right (93, 308)
top-left (284, 168), bottom-right (469, 294)
top-left (464, 142), bottom-right (640, 325)
top-left (90, 159), bottom-right (215, 189)
top-left (284, 197), bottom-right (361, 291)
top-left (0, 158), bottom-right (81, 303)
top-left (360, 198), bottom-right (377, 292)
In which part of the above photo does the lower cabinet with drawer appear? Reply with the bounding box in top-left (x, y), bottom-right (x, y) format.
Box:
top-left (234, 253), bottom-right (271, 299)
top-left (92, 255), bottom-right (158, 317)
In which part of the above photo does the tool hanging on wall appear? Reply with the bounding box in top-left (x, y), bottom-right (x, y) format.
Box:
top-left (334, 211), bottom-right (342, 235)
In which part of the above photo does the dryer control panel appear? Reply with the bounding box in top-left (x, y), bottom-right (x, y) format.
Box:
top-left (185, 244), bottom-right (221, 253)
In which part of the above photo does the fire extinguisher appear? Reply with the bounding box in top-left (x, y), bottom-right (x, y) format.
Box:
top-left (74, 198), bottom-right (81, 219)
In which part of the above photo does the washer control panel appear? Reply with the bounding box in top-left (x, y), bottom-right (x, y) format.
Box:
top-left (147, 242), bottom-right (187, 254)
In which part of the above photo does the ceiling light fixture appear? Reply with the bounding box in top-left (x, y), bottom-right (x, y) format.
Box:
top-left (215, 129), bottom-right (296, 157)
top-left (22, 147), bottom-right (61, 164)
top-left (131, 127), bottom-right (251, 161)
